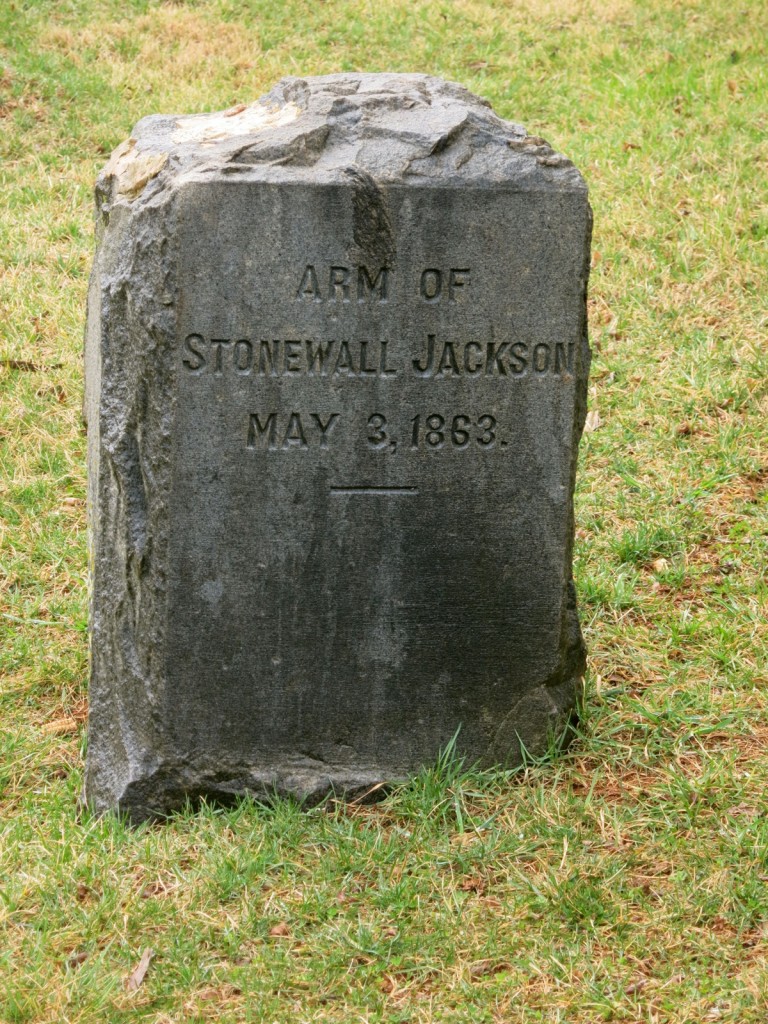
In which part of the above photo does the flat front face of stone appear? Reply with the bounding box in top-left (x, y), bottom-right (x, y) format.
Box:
top-left (168, 180), bottom-right (587, 767)
top-left (84, 74), bottom-right (590, 818)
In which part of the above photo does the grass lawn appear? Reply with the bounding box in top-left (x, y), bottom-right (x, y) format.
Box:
top-left (1, 0), bottom-right (767, 1020)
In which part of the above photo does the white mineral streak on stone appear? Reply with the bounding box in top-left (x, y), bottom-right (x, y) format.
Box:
top-left (102, 138), bottom-right (168, 200)
top-left (172, 101), bottom-right (300, 143)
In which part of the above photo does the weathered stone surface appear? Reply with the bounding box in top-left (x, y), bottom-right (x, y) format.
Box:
top-left (84, 73), bottom-right (591, 821)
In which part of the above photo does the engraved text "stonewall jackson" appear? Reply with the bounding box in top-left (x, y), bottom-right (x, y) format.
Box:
top-left (182, 335), bottom-right (575, 378)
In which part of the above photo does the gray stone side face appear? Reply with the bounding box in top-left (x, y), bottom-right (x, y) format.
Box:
top-left (84, 183), bottom-right (180, 819)
top-left (84, 74), bottom-right (591, 821)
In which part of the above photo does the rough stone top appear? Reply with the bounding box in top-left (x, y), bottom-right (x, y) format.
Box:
top-left (98, 73), bottom-right (586, 205)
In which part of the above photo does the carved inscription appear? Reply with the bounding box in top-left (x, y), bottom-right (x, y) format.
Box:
top-left (409, 413), bottom-right (497, 449)
top-left (419, 268), bottom-right (470, 302)
top-left (185, 261), bottom-right (576, 458)
top-left (366, 412), bottom-right (501, 451)
top-left (183, 334), bottom-right (574, 379)
top-left (244, 411), bottom-right (505, 452)
top-left (293, 265), bottom-right (471, 303)
top-left (296, 265), bottom-right (390, 303)
top-left (246, 412), bottom-right (340, 450)
top-left (412, 334), bottom-right (574, 377)
top-left (183, 335), bottom-right (397, 378)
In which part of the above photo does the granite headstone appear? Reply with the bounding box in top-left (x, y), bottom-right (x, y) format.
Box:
top-left (84, 74), bottom-right (591, 820)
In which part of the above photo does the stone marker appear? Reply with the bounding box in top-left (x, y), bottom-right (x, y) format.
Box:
top-left (84, 74), bottom-right (591, 821)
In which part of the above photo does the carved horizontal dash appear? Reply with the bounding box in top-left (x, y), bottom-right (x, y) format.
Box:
top-left (330, 486), bottom-right (418, 496)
